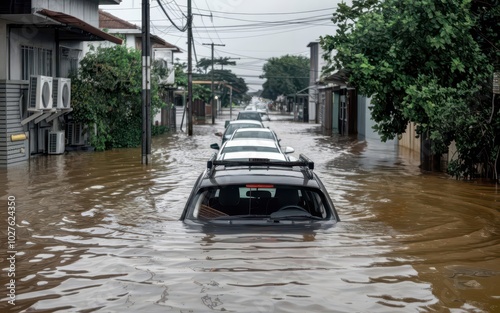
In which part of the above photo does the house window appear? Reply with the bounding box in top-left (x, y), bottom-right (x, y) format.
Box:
top-left (60, 47), bottom-right (80, 77)
top-left (21, 45), bottom-right (53, 80)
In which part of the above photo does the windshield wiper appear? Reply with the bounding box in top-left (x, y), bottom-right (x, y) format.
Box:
top-left (268, 215), bottom-right (322, 221)
top-left (211, 214), bottom-right (269, 220)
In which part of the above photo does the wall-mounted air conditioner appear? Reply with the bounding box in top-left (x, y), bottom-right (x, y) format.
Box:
top-left (53, 78), bottom-right (71, 109)
top-left (67, 122), bottom-right (84, 145)
top-left (29, 75), bottom-right (53, 110)
top-left (48, 131), bottom-right (65, 154)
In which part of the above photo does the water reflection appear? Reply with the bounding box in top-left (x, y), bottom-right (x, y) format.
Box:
top-left (0, 112), bottom-right (498, 312)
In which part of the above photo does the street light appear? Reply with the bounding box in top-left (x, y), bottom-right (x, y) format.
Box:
top-left (214, 96), bottom-right (219, 115)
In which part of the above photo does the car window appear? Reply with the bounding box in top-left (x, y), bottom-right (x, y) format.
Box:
top-left (226, 123), bottom-right (263, 135)
top-left (189, 185), bottom-right (328, 221)
top-left (237, 112), bottom-right (261, 121)
top-left (232, 131), bottom-right (274, 140)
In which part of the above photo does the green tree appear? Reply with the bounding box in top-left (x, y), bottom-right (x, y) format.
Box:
top-left (196, 57), bottom-right (237, 74)
top-left (211, 69), bottom-right (248, 107)
top-left (260, 55), bottom-right (309, 100)
top-left (320, 0), bottom-right (499, 181)
top-left (71, 45), bottom-right (164, 151)
top-left (196, 58), bottom-right (212, 74)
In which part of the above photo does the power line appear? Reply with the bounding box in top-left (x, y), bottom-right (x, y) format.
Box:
top-left (156, 0), bottom-right (187, 32)
top-left (152, 23), bottom-right (335, 40)
top-left (173, 5), bottom-right (337, 16)
top-left (202, 0), bottom-right (224, 45)
top-left (193, 1), bottom-right (214, 44)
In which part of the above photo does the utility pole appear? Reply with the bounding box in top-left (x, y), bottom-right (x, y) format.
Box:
top-left (187, 0), bottom-right (193, 136)
top-left (228, 84), bottom-right (233, 120)
top-left (202, 43), bottom-right (225, 124)
top-left (141, 0), bottom-right (151, 164)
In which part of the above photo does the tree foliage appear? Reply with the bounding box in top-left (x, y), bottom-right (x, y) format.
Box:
top-left (260, 55), bottom-right (310, 100)
top-left (172, 60), bottom-right (249, 108)
top-left (320, 0), bottom-right (500, 180)
top-left (71, 45), bottom-right (164, 151)
top-left (196, 57), bottom-right (237, 73)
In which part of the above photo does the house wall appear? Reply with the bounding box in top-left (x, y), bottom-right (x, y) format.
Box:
top-left (308, 43), bottom-right (318, 122)
top-left (399, 122), bottom-right (421, 152)
top-left (82, 32), bottom-right (133, 55)
top-left (32, 0), bottom-right (100, 27)
top-left (0, 80), bottom-right (29, 167)
top-left (0, 22), bottom-right (7, 80)
top-left (358, 96), bottom-right (385, 140)
top-left (9, 27), bottom-right (56, 80)
top-left (332, 91), bottom-right (339, 132)
top-left (357, 96), bottom-right (366, 138)
top-left (318, 88), bottom-right (325, 128)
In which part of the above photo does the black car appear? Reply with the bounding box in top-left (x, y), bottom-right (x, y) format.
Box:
top-left (180, 154), bottom-right (340, 226)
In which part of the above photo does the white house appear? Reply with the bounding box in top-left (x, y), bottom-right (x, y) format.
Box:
top-left (0, 0), bottom-right (122, 167)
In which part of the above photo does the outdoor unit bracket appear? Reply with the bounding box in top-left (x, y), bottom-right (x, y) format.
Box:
top-left (21, 111), bottom-right (44, 125)
top-left (45, 108), bottom-right (72, 122)
top-left (34, 111), bottom-right (54, 124)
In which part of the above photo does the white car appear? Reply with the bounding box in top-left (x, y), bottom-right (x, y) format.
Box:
top-left (229, 128), bottom-right (280, 143)
top-left (258, 111), bottom-right (271, 121)
top-left (210, 139), bottom-right (295, 161)
top-left (216, 120), bottom-right (265, 144)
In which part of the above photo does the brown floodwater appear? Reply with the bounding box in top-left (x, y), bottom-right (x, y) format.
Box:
top-left (1, 111), bottom-right (499, 312)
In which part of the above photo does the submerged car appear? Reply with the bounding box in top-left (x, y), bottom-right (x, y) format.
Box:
top-left (258, 111), bottom-right (271, 121)
top-left (236, 111), bottom-right (262, 122)
top-left (180, 155), bottom-right (340, 226)
top-left (229, 128), bottom-right (280, 143)
top-left (210, 139), bottom-right (295, 161)
top-left (216, 120), bottom-right (265, 144)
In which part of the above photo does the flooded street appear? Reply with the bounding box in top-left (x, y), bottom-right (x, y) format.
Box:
top-left (1, 110), bottom-right (499, 312)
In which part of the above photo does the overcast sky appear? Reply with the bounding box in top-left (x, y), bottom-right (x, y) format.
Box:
top-left (100, 0), bottom-right (342, 92)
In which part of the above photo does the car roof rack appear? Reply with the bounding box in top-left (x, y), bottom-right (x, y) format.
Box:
top-left (206, 153), bottom-right (314, 178)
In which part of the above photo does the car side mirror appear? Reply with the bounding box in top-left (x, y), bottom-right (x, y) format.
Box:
top-left (210, 143), bottom-right (220, 150)
top-left (224, 120), bottom-right (230, 128)
top-left (284, 146), bottom-right (295, 154)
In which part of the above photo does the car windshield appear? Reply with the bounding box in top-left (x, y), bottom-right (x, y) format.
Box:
top-left (237, 112), bottom-right (261, 121)
top-left (225, 123), bottom-right (263, 136)
top-left (232, 131), bottom-right (274, 140)
top-left (222, 146), bottom-right (280, 153)
top-left (188, 185), bottom-right (329, 223)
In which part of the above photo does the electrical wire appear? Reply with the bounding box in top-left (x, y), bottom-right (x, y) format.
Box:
top-left (173, 5), bottom-right (337, 16)
top-left (157, 0), bottom-right (187, 32)
top-left (203, 0), bottom-right (224, 45)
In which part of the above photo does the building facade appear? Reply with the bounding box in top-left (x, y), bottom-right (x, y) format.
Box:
top-left (0, 0), bottom-right (122, 167)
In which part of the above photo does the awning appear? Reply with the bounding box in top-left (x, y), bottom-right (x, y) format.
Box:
top-left (36, 9), bottom-right (123, 45)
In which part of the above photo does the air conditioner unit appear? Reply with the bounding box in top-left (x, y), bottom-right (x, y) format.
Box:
top-left (29, 75), bottom-right (53, 110)
top-left (67, 122), bottom-right (84, 145)
top-left (48, 131), bottom-right (65, 154)
top-left (53, 78), bottom-right (71, 109)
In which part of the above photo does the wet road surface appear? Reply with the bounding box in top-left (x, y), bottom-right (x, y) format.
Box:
top-left (1, 109), bottom-right (499, 312)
